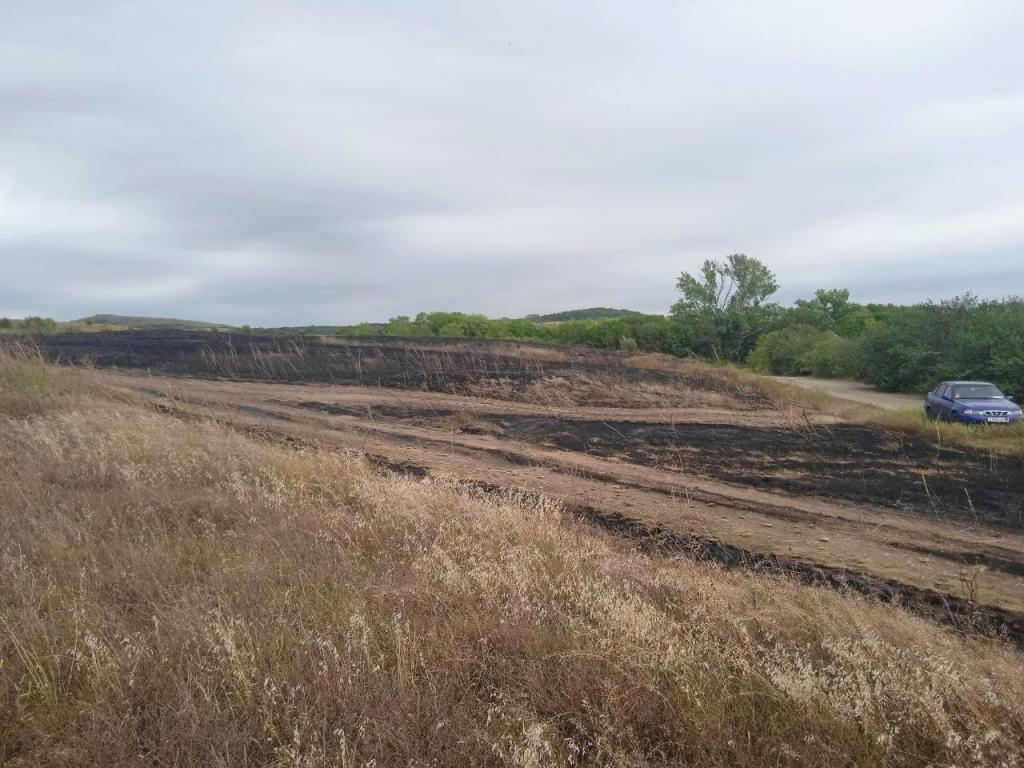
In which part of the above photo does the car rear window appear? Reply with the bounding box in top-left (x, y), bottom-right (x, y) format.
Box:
top-left (953, 384), bottom-right (1003, 399)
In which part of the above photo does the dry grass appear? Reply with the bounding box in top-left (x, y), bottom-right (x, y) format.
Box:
top-left (3, 359), bottom-right (1024, 766)
top-left (872, 408), bottom-right (1024, 457)
top-left (463, 373), bottom-right (752, 410)
top-left (0, 343), bottom-right (107, 418)
top-left (626, 354), bottom-right (834, 416)
top-left (459, 350), bottom-right (781, 410)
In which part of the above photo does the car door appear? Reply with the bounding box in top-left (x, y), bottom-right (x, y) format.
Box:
top-left (927, 383), bottom-right (947, 418)
top-left (938, 383), bottom-right (956, 419)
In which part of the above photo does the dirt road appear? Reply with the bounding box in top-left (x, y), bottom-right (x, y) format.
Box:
top-left (107, 371), bottom-right (1024, 634)
top-left (776, 376), bottom-right (923, 411)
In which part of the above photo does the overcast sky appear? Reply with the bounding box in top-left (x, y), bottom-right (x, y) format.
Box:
top-left (2, 1), bottom-right (1024, 325)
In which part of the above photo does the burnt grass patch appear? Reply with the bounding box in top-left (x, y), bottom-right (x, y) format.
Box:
top-left (293, 398), bottom-right (1024, 530)
top-left (491, 415), bottom-right (1024, 528)
top-left (27, 330), bottom-right (549, 387)
top-left (25, 330), bottom-right (772, 406)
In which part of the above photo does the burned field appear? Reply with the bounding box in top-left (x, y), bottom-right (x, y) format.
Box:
top-left (492, 417), bottom-right (1024, 528)
top-left (296, 402), bottom-right (1024, 528)
top-left (28, 330), bottom-right (1024, 638)
top-left (29, 329), bottom-right (770, 407)
top-left (30, 329), bottom-right (552, 387)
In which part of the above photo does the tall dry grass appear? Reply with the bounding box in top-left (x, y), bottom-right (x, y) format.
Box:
top-left (2, 357), bottom-right (1024, 766)
top-left (871, 408), bottom-right (1024, 458)
top-left (462, 373), bottom-right (754, 410)
top-left (0, 342), bottom-right (107, 418)
top-left (626, 353), bottom-right (839, 419)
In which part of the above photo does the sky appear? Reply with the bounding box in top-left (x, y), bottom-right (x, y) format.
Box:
top-left (2, 1), bottom-right (1024, 325)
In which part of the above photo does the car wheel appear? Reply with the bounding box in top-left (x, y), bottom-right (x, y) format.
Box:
top-left (925, 406), bottom-right (936, 420)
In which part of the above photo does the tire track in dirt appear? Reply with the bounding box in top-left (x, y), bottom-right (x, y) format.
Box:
top-left (110, 371), bottom-right (1024, 630)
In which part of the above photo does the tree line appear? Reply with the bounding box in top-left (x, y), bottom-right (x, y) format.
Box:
top-left (7, 254), bottom-right (1023, 394)
top-left (329, 254), bottom-right (1024, 395)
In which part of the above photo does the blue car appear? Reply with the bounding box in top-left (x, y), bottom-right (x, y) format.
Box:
top-left (925, 380), bottom-right (1022, 424)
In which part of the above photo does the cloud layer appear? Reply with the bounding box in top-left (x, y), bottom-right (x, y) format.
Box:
top-left (3, 1), bottom-right (1023, 323)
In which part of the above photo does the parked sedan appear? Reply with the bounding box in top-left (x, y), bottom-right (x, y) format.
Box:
top-left (925, 381), bottom-right (1022, 424)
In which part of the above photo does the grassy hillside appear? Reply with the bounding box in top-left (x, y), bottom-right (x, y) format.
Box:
top-left (261, 322), bottom-right (388, 336)
top-left (1, 347), bottom-right (1023, 766)
top-left (524, 307), bottom-right (645, 322)
top-left (78, 313), bottom-right (235, 330)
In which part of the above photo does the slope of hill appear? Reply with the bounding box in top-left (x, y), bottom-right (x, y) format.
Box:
top-left (259, 323), bottom-right (388, 336)
top-left (78, 314), bottom-right (235, 330)
top-left (525, 307), bottom-right (645, 322)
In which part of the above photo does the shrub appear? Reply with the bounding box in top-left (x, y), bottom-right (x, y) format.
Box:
top-left (747, 325), bottom-right (829, 375)
top-left (802, 334), bottom-right (864, 378)
top-left (617, 335), bottom-right (638, 351)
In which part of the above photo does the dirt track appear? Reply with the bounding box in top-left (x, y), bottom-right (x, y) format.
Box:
top-left (776, 376), bottom-right (923, 410)
top-left (106, 370), bottom-right (1024, 635)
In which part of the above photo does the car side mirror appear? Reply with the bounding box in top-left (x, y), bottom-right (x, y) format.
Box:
top-left (1008, 394), bottom-right (1017, 403)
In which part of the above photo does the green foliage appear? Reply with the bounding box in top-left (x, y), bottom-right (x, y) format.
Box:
top-left (789, 288), bottom-right (855, 332)
top-left (802, 335), bottom-right (864, 378)
top-left (856, 296), bottom-right (1024, 394)
top-left (748, 325), bottom-right (831, 375)
top-left (671, 254), bottom-right (779, 361)
top-left (858, 305), bottom-right (945, 391)
top-left (382, 316), bottom-right (432, 337)
top-left (0, 316), bottom-right (59, 333)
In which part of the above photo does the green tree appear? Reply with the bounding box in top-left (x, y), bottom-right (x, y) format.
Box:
top-left (790, 288), bottom-right (854, 331)
top-left (858, 305), bottom-right (946, 391)
top-left (671, 254), bottom-right (779, 360)
top-left (383, 316), bottom-right (431, 337)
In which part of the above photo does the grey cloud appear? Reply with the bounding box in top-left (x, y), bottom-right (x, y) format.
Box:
top-left (2, 0), bottom-right (1024, 323)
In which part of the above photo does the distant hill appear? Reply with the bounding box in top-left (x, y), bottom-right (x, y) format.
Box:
top-left (78, 314), bottom-right (236, 331)
top-left (524, 307), bottom-right (644, 323)
top-left (259, 323), bottom-right (388, 336)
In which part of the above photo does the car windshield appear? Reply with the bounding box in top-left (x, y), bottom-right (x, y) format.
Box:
top-left (953, 384), bottom-right (1003, 399)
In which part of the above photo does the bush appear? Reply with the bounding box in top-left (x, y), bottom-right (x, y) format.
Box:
top-left (617, 335), bottom-right (638, 351)
top-left (802, 334), bottom-right (864, 378)
top-left (747, 325), bottom-right (829, 375)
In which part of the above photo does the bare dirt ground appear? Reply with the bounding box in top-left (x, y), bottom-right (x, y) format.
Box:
top-left (776, 375), bottom-right (923, 411)
top-left (27, 331), bottom-right (1024, 639)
